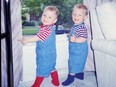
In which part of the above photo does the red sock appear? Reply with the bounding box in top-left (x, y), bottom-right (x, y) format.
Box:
top-left (51, 71), bottom-right (60, 86)
top-left (31, 77), bottom-right (44, 87)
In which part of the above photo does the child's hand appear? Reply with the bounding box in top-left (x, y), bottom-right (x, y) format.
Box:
top-left (70, 35), bottom-right (76, 42)
top-left (19, 38), bottom-right (27, 45)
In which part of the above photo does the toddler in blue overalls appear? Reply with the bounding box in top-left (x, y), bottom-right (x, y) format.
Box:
top-left (20, 6), bottom-right (60, 87)
top-left (62, 4), bottom-right (89, 86)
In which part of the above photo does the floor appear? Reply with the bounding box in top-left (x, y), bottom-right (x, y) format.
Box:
top-left (17, 70), bottom-right (97, 87)
top-left (17, 34), bottom-right (97, 87)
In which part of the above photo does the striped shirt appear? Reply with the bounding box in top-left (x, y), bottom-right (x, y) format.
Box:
top-left (37, 25), bottom-right (52, 42)
top-left (71, 23), bottom-right (88, 38)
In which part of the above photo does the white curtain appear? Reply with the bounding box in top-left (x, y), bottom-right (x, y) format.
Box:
top-left (84, 0), bottom-right (116, 9)
top-left (83, 0), bottom-right (116, 72)
top-left (83, 0), bottom-right (116, 87)
top-left (1, 0), bottom-right (23, 86)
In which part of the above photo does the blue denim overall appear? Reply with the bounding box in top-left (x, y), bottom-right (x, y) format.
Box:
top-left (68, 23), bottom-right (88, 74)
top-left (35, 25), bottom-right (56, 77)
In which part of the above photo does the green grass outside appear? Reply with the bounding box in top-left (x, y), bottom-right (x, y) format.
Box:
top-left (22, 26), bottom-right (38, 35)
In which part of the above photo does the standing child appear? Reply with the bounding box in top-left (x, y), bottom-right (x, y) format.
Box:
top-left (62, 4), bottom-right (88, 86)
top-left (20, 6), bottom-right (60, 87)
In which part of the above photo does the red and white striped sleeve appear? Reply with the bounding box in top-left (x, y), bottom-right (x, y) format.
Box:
top-left (37, 26), bottom-right (51, 42)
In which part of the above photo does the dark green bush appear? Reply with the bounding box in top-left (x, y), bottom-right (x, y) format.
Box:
top-left (23, 21), bottom-right (35, 26)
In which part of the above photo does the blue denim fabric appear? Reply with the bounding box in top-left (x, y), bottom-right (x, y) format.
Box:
top-left (68, 22), bottom-right (88, 74)
top-left (35, 25), bottom-right (56, 77)
top-left (68, 41), bottom-right (88, 74)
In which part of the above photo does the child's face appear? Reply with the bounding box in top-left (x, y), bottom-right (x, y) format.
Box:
top-left (72, 8), bottom-right (87, 25)
top-left (41, 10), bottom-right (57, 25)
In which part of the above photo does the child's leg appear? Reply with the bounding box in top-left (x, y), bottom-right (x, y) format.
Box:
top-left (62, 74), bottom-right (75, 86)
top-left (75, 72), bottom-right (84, 80)
top-left (51, 70), bottom-right (60, 86)
top-left (31, 76), bottom-right (44, 87)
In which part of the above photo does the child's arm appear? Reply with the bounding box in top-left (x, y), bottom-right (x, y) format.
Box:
top-left (19, 35), bottom-right (40, 45)
top-left (70, 35), bottom-right (86, 43)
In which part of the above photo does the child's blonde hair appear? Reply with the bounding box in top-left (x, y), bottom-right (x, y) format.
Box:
top-left (73, 4), bottom-right (88, 15)
top-left (44, 6), bottom-right (60, 17)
